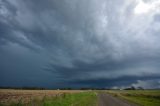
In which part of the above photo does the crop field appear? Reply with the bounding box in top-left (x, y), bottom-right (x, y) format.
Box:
top-left (0, 89), bottom-right (160, 106)
top-left (0, 89), bottom-right (97, 106)
top-left (106, 90), bottom-right (160, 106)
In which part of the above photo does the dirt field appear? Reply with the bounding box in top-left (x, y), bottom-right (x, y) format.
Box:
top-left (0, 89), bottom-right (82, 105)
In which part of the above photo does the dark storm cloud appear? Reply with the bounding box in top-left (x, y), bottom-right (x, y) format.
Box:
top-left (70, 74), bottom-right (160, 88)
top-left (0, 0), bottom-right (160, 88)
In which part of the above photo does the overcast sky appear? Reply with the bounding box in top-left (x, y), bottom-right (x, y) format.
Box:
top-left (0, 0), bottom-right (160, 89)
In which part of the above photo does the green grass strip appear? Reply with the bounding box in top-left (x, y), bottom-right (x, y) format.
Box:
top-left (43, 92), bottom-right (98, 106)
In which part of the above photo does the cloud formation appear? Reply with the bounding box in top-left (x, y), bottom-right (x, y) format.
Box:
top-left (0, 0), bottom-right (160, 88)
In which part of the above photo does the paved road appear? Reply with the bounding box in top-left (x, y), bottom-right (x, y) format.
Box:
top-left (98, 93), bottom-right (137, 106)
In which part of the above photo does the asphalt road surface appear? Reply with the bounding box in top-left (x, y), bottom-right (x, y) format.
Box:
top-left (98, 93), bottom-right (137, 106)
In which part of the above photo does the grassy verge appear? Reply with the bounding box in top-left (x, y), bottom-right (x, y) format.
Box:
top-left (43, 92), bottom-right (97, 106)
top-left (121, 94), bottom-right (160, 106)
top-left (107, 90), bottom-right (160, 106)
top-left (0, 92), bottom-right (98, 106)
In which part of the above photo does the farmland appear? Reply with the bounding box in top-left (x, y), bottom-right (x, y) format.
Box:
top-left (0, 89), bottom-right (97, 106)
top-left (0, 89), bottom-right (160, 106)
top-left (106, 90), bottom-right (160, 106)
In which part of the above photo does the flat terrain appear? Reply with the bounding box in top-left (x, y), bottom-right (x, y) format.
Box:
top-left (98, 92), bottom-right (136, 106)
top-left (0, 89), bottom-right (97, 106)
top-left (107, 90), bottom-right (160, 106)
top-left (0, 89), bottom-right (160, 106)
top-left (0, 89), bottom-right (83, 105)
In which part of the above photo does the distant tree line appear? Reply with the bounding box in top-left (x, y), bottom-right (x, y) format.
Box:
top-left (0, 86), bottom-right (46, 90)
top-left (123, 86), bottom-right (144, 90)
top-left (80, 88), bottom-right (110, 90)
top-left (1, 86), bottom-right (152, 90)
top-left (0, 87), bottom-right (110, 90)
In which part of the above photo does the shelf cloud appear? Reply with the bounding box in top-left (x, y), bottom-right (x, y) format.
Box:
top-left (0, 0), bottom-right (160, 88)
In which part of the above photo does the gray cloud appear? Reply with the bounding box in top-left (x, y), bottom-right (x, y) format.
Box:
top-left (132, 79), bottom-right (160, 89)
top-left (0, 0), bottom-right (160, 88)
